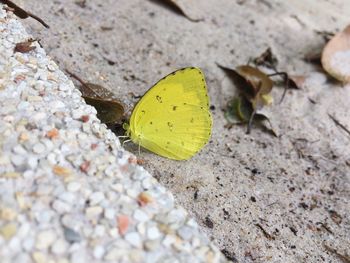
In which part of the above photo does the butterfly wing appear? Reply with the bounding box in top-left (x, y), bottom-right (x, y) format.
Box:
top-left (129, 67), bottom-right (212, 160)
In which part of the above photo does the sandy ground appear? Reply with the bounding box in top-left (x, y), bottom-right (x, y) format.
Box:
top-left (18, 0), bottom-right (349, 262)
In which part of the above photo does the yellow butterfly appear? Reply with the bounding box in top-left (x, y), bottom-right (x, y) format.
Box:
top-left (123, 67), bottom-right (212, 160)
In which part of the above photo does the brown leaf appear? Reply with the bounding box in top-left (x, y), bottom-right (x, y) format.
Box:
top-left (217, 64), bottom-right (273, 109)
top-left (14, 39), bottom-right (36, 53)
top-left (1, 0), bottom-right (49, 28)
top-left (149, 0), bottom-right (203, 22)
top-left (253, 47), bottom-right (278, 69)
top-left (321, 24), bottom-right (350, 83)
top-left (66, 70), bottom-right (125, 124)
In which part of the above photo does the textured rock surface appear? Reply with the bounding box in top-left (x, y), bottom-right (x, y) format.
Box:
top-left (3, 0), bottom-right (350, 262)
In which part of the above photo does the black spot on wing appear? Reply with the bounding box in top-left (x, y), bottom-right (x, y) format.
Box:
top-left (156, 95), bottom-right (162, 103)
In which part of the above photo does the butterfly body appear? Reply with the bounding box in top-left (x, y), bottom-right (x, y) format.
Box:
top-left (125, 67), bottom-right (212, 160)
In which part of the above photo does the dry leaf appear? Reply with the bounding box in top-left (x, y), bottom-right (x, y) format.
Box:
top-left (1, 0), bottom-right (49, 28)
top-left (14, 39), bottom-right (36, 53)
top-left (150, 0), bottom-right (203, 22)
top-left (321, 25), bottom-right (350, 83)
top-left (253, 47), bottom-right (278, 69)
top-left (217, 64), bottom-right (273, 110)
top-left (66, 70), bottom-right (125, 124)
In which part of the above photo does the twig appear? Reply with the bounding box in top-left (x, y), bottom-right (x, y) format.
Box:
top-left (328, 114), bottom-right (350, 138)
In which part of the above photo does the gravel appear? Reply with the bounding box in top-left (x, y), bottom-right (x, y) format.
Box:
top-left (0, 5), bottom-right (227, 263)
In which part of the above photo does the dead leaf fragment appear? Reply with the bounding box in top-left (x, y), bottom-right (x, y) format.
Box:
top-left (321, 25), bottom-right (350, 83)
top-left (1, 0), bottom-right (49, 28)
top-left (66, 70), bottom-right (125, 124)
top-left (150, 0), bottom-right (203, 22)
top-left (14, 39), bottom-right (36, 53)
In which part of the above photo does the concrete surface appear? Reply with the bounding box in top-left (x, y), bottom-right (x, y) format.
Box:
top-left (17, 0), bottom-right (350, 262)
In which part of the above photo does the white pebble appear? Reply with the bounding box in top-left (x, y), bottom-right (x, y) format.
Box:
top-left (125, 232), bottom-right (142, 248)
top-left (11, 154), bottom-right (25, 166)
top-left (93, 245), bottom-right (105, 259)
top-left (27, 156), bottom-right (38, 169)
top-left (89, 192), bottom-right (105, 205)
top-left (110, 183), bottom-right (123, 193)
top-left (52, 239), bottom-right (68, 255)
top-left (52, 200), bottom-right (71, 213)
top-left (85, 206), bottom-right (103, 218)
top-left (67, 182), bottom-right (81, 192)
top-left (104, 208), bottom-right (115, 220)
top-left (147, 227), bottom-right (161, 240)
top-left (13, 145), bottom-right (27, 155)
top-left (35, 230), bottom-right (56, 249)
top-left (22, 237), bottom-right (35, 252)
top-left (32, 143), bottom-right (46, 154)
top-left (50, 101), bottom-right (65, 110)
top-left (59, 192), bottom-right (76, 204)
top-left (133, 209), bottom-right (149, 222)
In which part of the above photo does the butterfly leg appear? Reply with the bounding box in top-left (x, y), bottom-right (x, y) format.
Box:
top-left (122, 139), bottom-right (131, 147)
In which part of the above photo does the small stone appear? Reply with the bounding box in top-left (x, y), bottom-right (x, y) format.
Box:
top-left (109, 228), bottom-right (119, 238)
top-left (0, 223), bottom-right (17, 240)
top-left (16, 192), bottom-right (27, 209)
top-left (162, 235), bottom-right (175, 247)
top-left (177, 226), bottom-right (194, 240)
top-left (1, 172), bottom-right (20, 178)
top-left (144, 239), bottom-right (161, 251)
top-left (23, 238), bottom-right (35, 252)
top-left (18, 132), bottom-right (30, 142)
top-left (36, 230), bottom-right (56, 249)
top-left (85, 206), bottom-right (103, 218)
top-left (32, 252), bottom-right (47, 263)
top-left (13, 145), bottom-right (27, 155)
top-left (117, 215), bottom-right (129, 235)
top-left (110, 183), bottom-right (123, 193)
top-left (93, 224), bottom-right (106, 237)
top-left (52, 200), bottom-right (71, 213)
top-left (137, 192), bottom-right (153, 206)
top-left (52, 239), bottom-right (68, 255)
top-left (125, 232), bottom-right (142, 248)
top-left (104, 208), bottom-right (115, 220)
top-left (32, 143), bottom-right (46, 154)
top-left (0, 207), bottom-right (18, 220)
top-left (147, 226), bottom-right (161, 240)
top-left (63, 227), bottom-right (81, 243)
top-left (53, 165), bottom-right (72, 177)
top-left (34, 210), bottom-right (53, 223)
top-left (59, 83), bottom-right (70, 91)
top-left (27, 95), bottom-right (43, 102)
top-left (93, 245), bottom-right (105, 259)
top-left (50, 101), bottom-right (65, 110)
top-left (67, 181), bottom-right (81, 192)
top-left (27, 156), bottom-right (38, 169)
top-left (133, 209), bottom-right (149, 222)
top-left (46, 128), bottom-right (59, 139)
top-left (89, 192), bottom-right (105, 205)
top-left (11, 154), bottom-right (25, 166)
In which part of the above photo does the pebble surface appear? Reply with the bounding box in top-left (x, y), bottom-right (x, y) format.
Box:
top-left (0, 6), bottom-right (227, 263)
